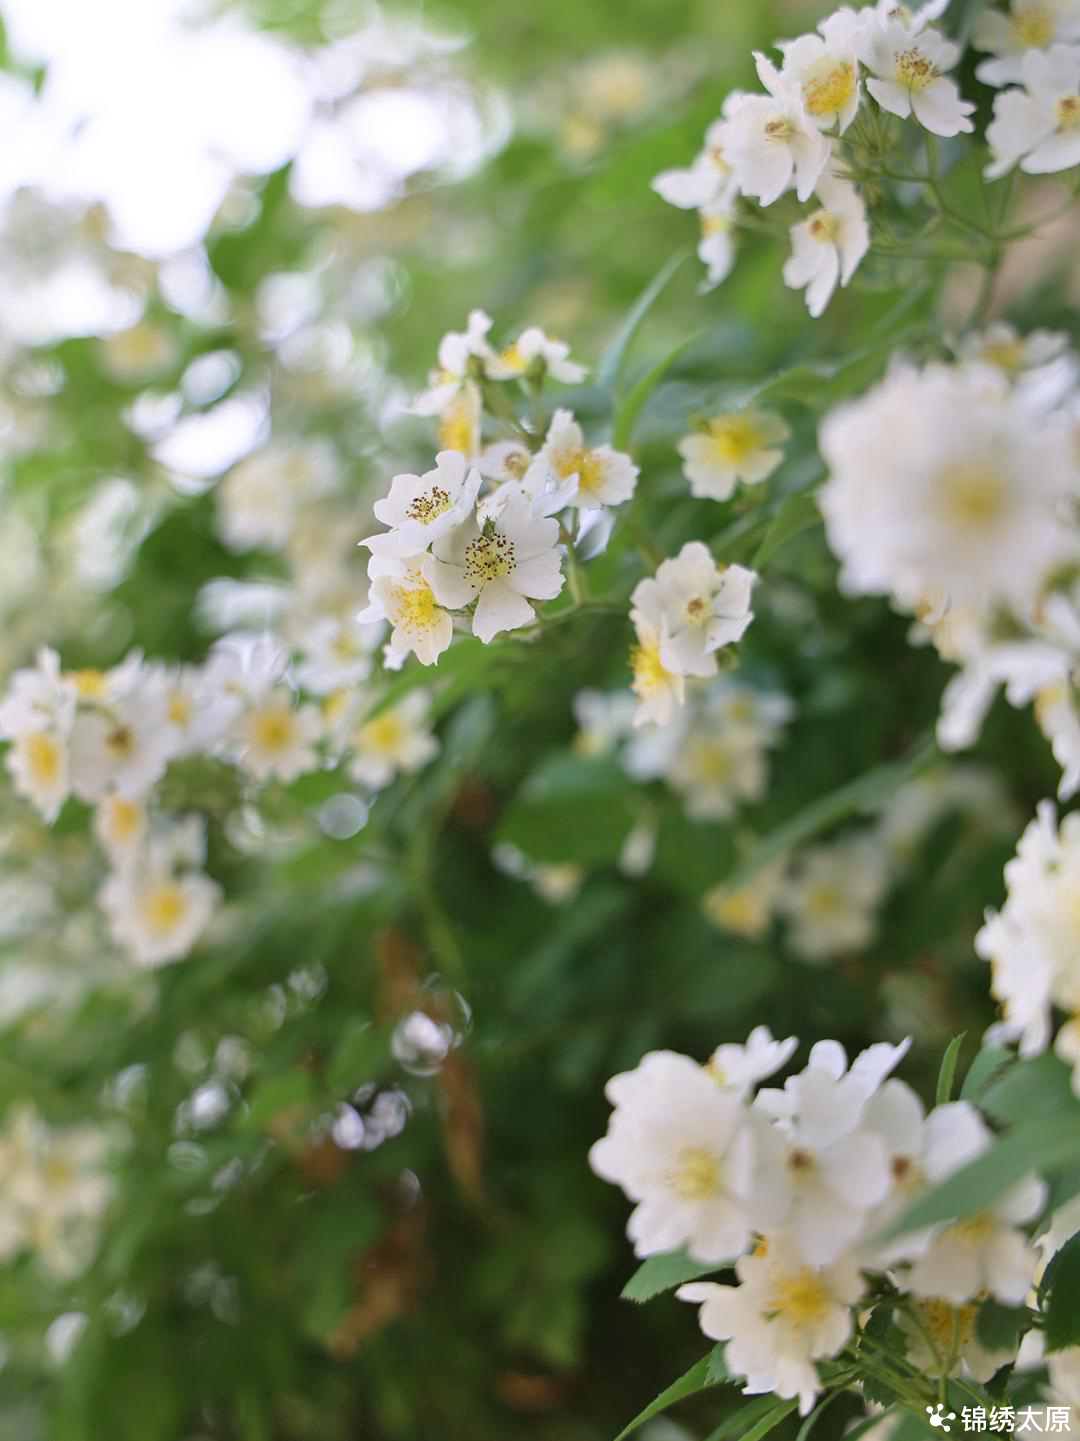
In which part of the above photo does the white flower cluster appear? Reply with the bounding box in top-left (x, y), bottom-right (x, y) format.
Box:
top-left (590, 1029), bottom-right (1047, 1415)
top-left (0, 635), bottom-right (439, 965)
top-left (818, 334), bottom-right (1080, 794)
top-left (976, 800), bottom-right (1080, 1095)
top-left (0, 1104), bottom-right (113, 1279)
top-left (358, 314), bottom-right (642, 653)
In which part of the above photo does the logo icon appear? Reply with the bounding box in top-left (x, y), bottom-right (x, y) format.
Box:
top-left (926, 1404), bottom-right (957, 1432)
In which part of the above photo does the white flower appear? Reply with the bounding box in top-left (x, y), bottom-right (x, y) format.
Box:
top-left (4, 726), bottom-right (70, 823)
top-left (588, 1049), bottom-right (756, 1263)
top-left (720, 57), bottom-right (832, 205)
top-left (217, 442), bottom-right (337, 553)
top-left (572, 688), bottom-right (636, 758)
top-left (0, 647), bottom-right (74, 738)
top-left (703, 856), bottom-right (790, 940)
top-left (362, 557), bottom-right (455, 667)
top-left (705, 1026), bottom-right (799, 1099)
top-left (412, 309), bottom-right (494, 416)
top-left (346, 691), bottom-right (438, 790)
top-left (678, 1233), bottom-right (865, 1415)
top-left (986, 44), bottom-right (1080, 176)
top-left (783, 173), bottom-right (870, 317)
top-left (93, 794), bottom-right (148, 869)
top-left (779, 11), bottom-right (863, 133)
top-left (677, 409), bottom-right (789, 501)
top-left (293, 614), bottom-right (382, 694)
top-left (899, 1296), bottom-right (1015, 1382)
top-left (100, 824), bottom-right (221, 968)
top-left (778, 832), bottom-right (889, 961)
top-left (362, 451), bottom-right (483, 561)
top-left (528, 409), bottom-right (638, 511)
top-left (697, 202), bottom-right (739, 290)
top-left (229, 686), bottom-right (323, 783)
top-left (748, 1041), bottom-right (899, 1264)
top-left (975, 801), bottom-right (1080, 1057)
top-left (425, 487), bottom-right (564, 642)
top-left (818, 361), bottom-right (1080, 618)
top-left (629, 620), bottom-right (686, 727)
top-left (486, 327), bottom-right (587, 384)
top-left (68, 667), bottom-right (177, 803)
top-left (652, 116), bottom-right (740, 210)
top-left (906, 1176), bottom-right (1045, 1304)
top-left (973, 2), bottom-right (1080, 87)
top-left (630, 542), bottom-right (756, 680)
top-left (859, 17), bottom-right (976, 135)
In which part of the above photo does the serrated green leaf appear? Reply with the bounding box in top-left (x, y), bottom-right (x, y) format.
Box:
top-left (936, 1032), bottom-right (967, 1106)
top-left (613, 332), bottom-right (700, 451)
top-left (613, 1351), bottom-right (719, 1441)
top-left (885, 1112), bottom-right (1080, 1238)
top-left (750, 492), bottom-right (822, 570)
top-left (598, 249), bottom-right (691, 395)
top-left (620, 1247), bottom-right (719, 1303)
top-left (1045, 1231), bottom-right (1080, 1352)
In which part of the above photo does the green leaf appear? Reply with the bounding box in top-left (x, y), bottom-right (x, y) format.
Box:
top-left (714, 735), bottom-right (937, 899)
top-left (737, 1398), bottom-right (799, 1441)
top-left (496, 754), bottom-right (637, 865)
top-left (1045, 1231), bottom-right (1080, 1352)
top-left (980, 1052), bottom-right (1077, 1126)
top-left (362, 638), bottom-right (488, 723)
top-left (975, 1300), bottom-right (1029, 1353)
top-left (613, 1351), bottom-right (720, 1441)
top-left (751, 492), bottom-right (822, 571)
top-left (613, 333), bottom-right (701, 451)
top-left (885, 1112), bottom-right (1080, 1238)
top-left (936, 1032), bottom-right (967, 1106)
top-left (620, 1247), bottom-right (719, 1303)
top-left (960, 1044), bottom-right (1014, 1103)
top-left (597, 249), bottom-right (690, 395)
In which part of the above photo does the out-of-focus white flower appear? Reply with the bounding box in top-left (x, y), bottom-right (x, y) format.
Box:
top-left (629, 619), bottom-right (686, 727)
top-left (677, 409), bottom-right (789, 501)
top-left (346, 691), bottom-right (438, 791)
top-left (697, 202), bottom-right (739, 290)
top-left (4, 726), bottom-right (70, 823)
top-left (858, 17), bottom-right (975, 135)
top-left (527, 409), bottom-right (638, 511)
top-left (783, 173), bottom-right (869, 318)
top-left (653, 116), bottom-right (739, 210)
top-left (973, 1), bottom-right (1080, 87)
top-left (779, 11), bottom-right (863, 133)
top-left (630, 542), bottom-right (756, 680)
top-left (99, 821), bottom-right (221, 968)
top-left (425, 487), bottom-right (564, 642)
top-left (411, 310), bottom-right (493, 458)
top-left (486, 327), bottom-right (587, 384)
top-left (572, 688), bottom-right (636, 758)
top-left (93, 793), bottom-right (148, 869)
top-left (217, 442), bottom-right (337, 552)
top-left (229, 686), bottom-right (323, 783)
top-left (678, 1234), bottom-right (865, 1415)
top-left (986, 44), bottom-right (1080, 176)
top-left (362, 557), bottom-right (455, 667)
top-left (721, 56), bottom-right (831, 206)
top-left (819, 361), bottom-right (1080, 619)
top-left (293, 614), bottom-right (382, 694)
top-left (906, 1174), bottom-right (1045, 1304)
top-left (705, 1026), bottom-right (798, 1099)
top-left (703, 856), bottom-right (789, 940)
top-left (778, 831), bottom-right (889, 961)
top-left (589, 1050), bottom-right (756, 1262)
top-left (68, 667), bottom-right (177, 803)
top-left (361, 451), bottom-right (482, 561)
top-left (899, 1296), bottom-right (1014, 1382)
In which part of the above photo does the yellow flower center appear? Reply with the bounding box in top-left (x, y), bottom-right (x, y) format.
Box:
top-left (913, 1296), bottom-right (978, 1349)
top-left (1012, 3), bottom-right (1055, 47)
top-left (363, 713), bottom-right (404, 753)
top-left (405, 486), bottom-right (453, 523)
top-left (24, 731), bottom-right (61, 783)
top-left (578, 451), bottom-right (609, 494)
top-left (701, 212), bottom-right (732, 238)
top-left (980, 339), bottom-right (1027, 372)
top-left (1055, 93), bottom-right (1080, 130)
top-left (802, 60), bottom-right (856, 118)
top-left (71, 669), bottom-right (107, 699)
top-left (895, 47), bottom-right (940, 90)
top-left (767, 1269), bottom-right (831, 1327)
top-left (940, 463), bottom-right (1008, 529)
top-left (667, 1146), bottom-right (721, 1200)
top-left (167, 693), bottom-right (193, 728)
top-left (498, 341), bottom-right (526, 374)
top-left (107, 797), bottom-right (141, 841)
top-left (142, 882), bottom-right (187, 933)
top-left (704, 414), bottom-right (764, 464)
top-left (464, 532), bottom-right (514, 583)
top-left (946, 1210), bottom-right (996, 1245)
top-left (808, 210), bottom-right (841, 243)
top-left (394, 583), bottom-right (440, 634)
top-left (106, 725), bottom-right (135, 758)
top-left (437, 392), bottom-right (476, 455)
top-left (630, 640), bottom-right (670, 699)
top-left (252, 708), bottom-right (295, 752)
top-left (764, 116), bottom-right (795, 142)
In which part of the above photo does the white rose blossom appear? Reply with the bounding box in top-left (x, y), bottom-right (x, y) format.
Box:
top-left (986, 44), bottom-right (1080, 177)
top-left (858, 16), bottom-right (976, 136)
top-left (720, 55), bottom-right (832, 206)
top-left (783, 172), bottom-right (870, 317)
